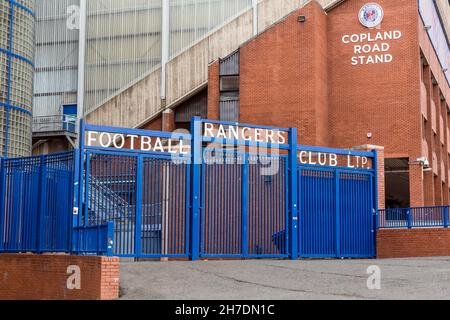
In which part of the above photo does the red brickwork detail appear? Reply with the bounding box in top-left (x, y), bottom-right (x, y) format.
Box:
top-left (409, 163), bottom-right (424, 207)
top-left (239, 1), bottom-right (328, 146)
top-left (207, 61), bottom-right (220, 120)
top-left (0, 254), bottom-right (119, 300)
top-left (377, 228), bottom-right (450, 258)
top-left (205, 0), bottom-right (450, 206)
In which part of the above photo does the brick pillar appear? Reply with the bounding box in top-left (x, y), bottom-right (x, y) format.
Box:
top-left (409, 162), bottom-right (424, 207)
top-left (434, 175), bottom-right (443, 206)
top-left (353, 145), bottom-right (385, 210)
top-left (207, 60), bottom-right (220, 120)
top-left (423, 171), bottom-right (435, 206)
top-left (162, 109), bottom-right (175, 132)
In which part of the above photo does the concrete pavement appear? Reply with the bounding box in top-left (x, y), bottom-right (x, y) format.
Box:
top-left (119, 257), bottom-right (450, 300)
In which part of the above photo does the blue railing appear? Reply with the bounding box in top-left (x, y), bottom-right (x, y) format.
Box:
top-left (0, 152), bottom-right (113, 256)
top-left (0, 152), bottom-right (75, 253)
top-left (379, 206), bottom-right (450, 229)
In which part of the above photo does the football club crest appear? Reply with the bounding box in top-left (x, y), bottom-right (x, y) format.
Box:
top-left (359, 3), bottom-right (384, 28)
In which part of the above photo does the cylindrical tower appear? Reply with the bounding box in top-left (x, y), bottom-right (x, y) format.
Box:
top-left (0, 0), bottom-right (35, 158)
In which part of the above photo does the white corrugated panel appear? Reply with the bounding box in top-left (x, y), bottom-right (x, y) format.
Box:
top-left (84, 0), bottom-right (163, 114)
top-left (34, 0), bottom-right (80, 117)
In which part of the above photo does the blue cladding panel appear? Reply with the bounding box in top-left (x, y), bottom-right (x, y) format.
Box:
top-left (63, 104), bottom-right (77, 115)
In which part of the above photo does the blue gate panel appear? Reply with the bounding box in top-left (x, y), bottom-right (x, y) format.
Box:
top-left (41, 153), bottom-right (75, 252)
top-left (141, 158), bottom-right (189, 257)
top-left (86, 153), bottom-right (137, 256)
top-left (201, 153), bottom-right (243, 257)
top-left (0, 152), bottom-right (74, 253)
top-left (299, 169), bottom-right (336, 258)
top-left (339, 173), bottom-right (374, 258)
top-left (247, 155), bottom-right (288, 257)
top-left (2, 157), bottom-right (40, 252)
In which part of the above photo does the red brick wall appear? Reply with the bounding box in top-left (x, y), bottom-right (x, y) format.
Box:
top-left (239, 1), bottom-right (328, 146)
top-left (328, 0), bottom-right (421, 158)
top-left (377, 228), bottom-right (450, 258)
top-left (207, 61), bottom-right (220, 120)
top-left (0, 254), bottom-right (119, 300)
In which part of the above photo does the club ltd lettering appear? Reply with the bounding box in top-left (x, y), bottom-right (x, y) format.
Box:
top-left (298, 151), bottom-right (369, 169)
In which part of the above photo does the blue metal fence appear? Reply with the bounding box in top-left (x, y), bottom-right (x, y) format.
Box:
top-left (0, 151), bottom-right (113, 255)
top-left (79, 121), bottom-right (191, 258)
top-left (73, 222), bottom-right (114, 255)
top-left (0, 152), bottom-right (75, 253)
top-left (379, 206), bottom-right (450, 229)
top-left (1, 117), bottom-right (379, 260)
top-left (298, 146), bottom-right (377, 258)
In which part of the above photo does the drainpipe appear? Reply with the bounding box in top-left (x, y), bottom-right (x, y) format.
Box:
top-left (161, 0), bottom-right (170, 102)
top-left (252, 0), bottom-right (258, 36)
top-left (77, 0), bottom-right (87, 146)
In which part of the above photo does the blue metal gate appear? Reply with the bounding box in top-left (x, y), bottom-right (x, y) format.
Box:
top-left (194, 118), bottom-right (293, 259)
top-left (78, 123), bottom-right (191, 258)
top-left (72, 118), bottom-right (377, 260)
top-left (199, 152), bottom-right (289, 258)
top-left (0, 152), bottom-right (75, 253)
top-left (298, 147), bottom-right (377, 258)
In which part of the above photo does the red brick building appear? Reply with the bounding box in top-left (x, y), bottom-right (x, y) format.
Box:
top-left (144, 0), bottom-right (450, 210)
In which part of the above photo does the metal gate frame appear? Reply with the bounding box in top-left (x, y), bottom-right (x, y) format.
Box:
top-left (75, 122), bottom-right (191, 258)
top-left (190, 117), bottom-right (297, 260)
top-left (74, 117), bottom-right (378, 260)
top-left (297, 146), bottom-right (378, 259)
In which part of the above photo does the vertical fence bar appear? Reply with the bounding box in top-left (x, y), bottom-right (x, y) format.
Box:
top-left (135, 155), bottom-right (143, 258)
top-left (72, 149), bottom-right (80, 253)
top-left (444, 206), bottom-right (448, 228)
top-left (190, 117), bottom-right (202, 260)
top-left (0, 158), bottom-right (4, 252)
top-left (372, 149), bottom-right (378, 257)
top-left (78, 120), bottom-right (86, 229)
top-left (407, 208), bottom-right (412, 229)
top-left (335, 170), bottom-right (341, 258)
top-left (289, 128), bottom-right (298, 260)
top-left (241, 153), bottom-right (248, 257)
top-left (107, 221), bottom-right (114, 256)
top-left (36, 155), bottom-right (47, 253)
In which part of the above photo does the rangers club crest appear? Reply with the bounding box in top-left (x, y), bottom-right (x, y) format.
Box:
top-left (359, 3), bottom-right (384, 28)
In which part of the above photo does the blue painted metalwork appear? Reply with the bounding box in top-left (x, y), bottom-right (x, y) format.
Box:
top-left (0, 117), bottom-right (381, 260)
top-left (76, 117), bottom-right (378, 260)
top-left (196, 116), bottom-right (291, 259)
top-left (379, 205), bottom-right (450, 229)
top-left (73, 222), bottom-right (114, 256)
top-left (0, 152), bottom-right (74, 253)
top-left (190, 117), bottom-right (202, 260)
top-left (289, 128), bottom-right (298, 260)
top-left (297, 145), bottom-right (377, 259)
